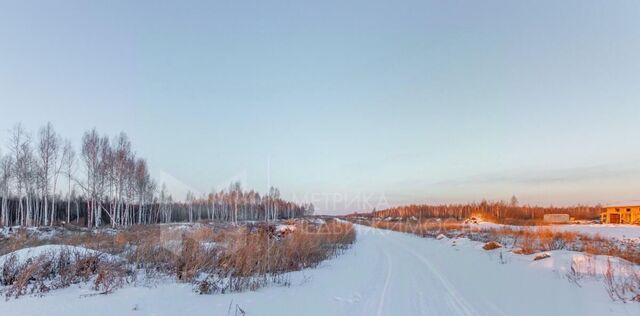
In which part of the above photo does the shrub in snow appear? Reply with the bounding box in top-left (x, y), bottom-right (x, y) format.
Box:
top-left (1, 221), bottom-right (356, 298)
top-left (175, 238), bottom-right (217, 281)
top-left (0, 245), bottom-right (129, 298)
top-left (93, 261), bottom-right (129, 293)
top-left (482, 241), bottom-right (502, 250)
top-left (601, 257), bottom-right (640, 302)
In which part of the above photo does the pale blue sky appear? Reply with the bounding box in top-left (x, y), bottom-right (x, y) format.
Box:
top-left (1, 1), bottom-right (639, 213)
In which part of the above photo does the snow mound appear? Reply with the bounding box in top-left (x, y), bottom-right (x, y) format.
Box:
top-left (276, 224), bottom-right (297, 232)
top-left (309, 218), bottom-right (326, 225)
top-left (0, 245), bottom-right (119, 266)
top-left (533, 252), bottom-right (551, 261)
top-left (530, 250), bottom-right (639, 278)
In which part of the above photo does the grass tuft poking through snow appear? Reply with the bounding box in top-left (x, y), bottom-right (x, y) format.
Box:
top-left (482, 241), bottom-right (502, 250)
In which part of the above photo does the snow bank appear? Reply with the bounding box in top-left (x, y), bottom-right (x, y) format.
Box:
top-left (276, 224), bottom-right (297, 233)
top-left (0, 245), bottom-right (119, 266)
top-left (551, 224), bottom-right (640, 241)
top-left (309, 218), bottom-right (326, 225)
top-left (525, 250), bottom-right (638, 278)
top-left (0, 226), bottom-right (62, 240)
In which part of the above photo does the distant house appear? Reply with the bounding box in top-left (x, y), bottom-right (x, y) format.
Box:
top-left (543, 214), bottom-right (570, 223)
top-left (601, 204), bottom-right (640, 224)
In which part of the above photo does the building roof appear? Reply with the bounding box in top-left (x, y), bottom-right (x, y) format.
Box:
top-left (604, 201), bottom-right (640, 208)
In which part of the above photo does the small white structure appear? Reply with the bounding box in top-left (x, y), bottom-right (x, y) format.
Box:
top-left (543, 214), bottom-right (570, 223)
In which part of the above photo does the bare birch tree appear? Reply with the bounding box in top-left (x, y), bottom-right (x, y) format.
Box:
top-left (37, 122), bottom-right (59, 226)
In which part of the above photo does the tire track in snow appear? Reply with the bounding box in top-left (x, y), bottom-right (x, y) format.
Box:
top-left (381, 232), bottom-right (479, 316)
top-left (376, 247), bottom-right (392, 316)
top-left (337, 229), bottom-right (394, 316)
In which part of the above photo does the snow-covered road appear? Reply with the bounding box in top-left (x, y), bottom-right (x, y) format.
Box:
top-left (2, 225), bottom-right (638, 315)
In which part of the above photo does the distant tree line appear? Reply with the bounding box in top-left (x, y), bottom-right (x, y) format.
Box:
top-left (360, 196), bottom-right (601, 221)
top-left (0, 123), bottom-right (313, 228)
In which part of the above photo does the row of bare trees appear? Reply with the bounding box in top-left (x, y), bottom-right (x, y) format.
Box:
top-left (177, 183), bottom-right (313, 224)
top-left (0, 123), bottom-right (78, 227)
top-left (359, 197), bottom-right (601, 221)
top-left (0, 123), bottom-right (312, 228)
top-left (131, 183), bottom-right (313, 224)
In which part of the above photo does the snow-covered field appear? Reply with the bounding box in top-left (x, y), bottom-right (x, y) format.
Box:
top-left (1, 224), bottom-right (638, 316)
top-left (477, 222), bottom-right (640, 241)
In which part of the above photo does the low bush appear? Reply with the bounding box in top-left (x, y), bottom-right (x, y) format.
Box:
top-left (1, 248), bottom-right (129, 298)
top-left (603, 258), bottom-right (640, 302)
top-left (482, 241), bottom-right (502, 250)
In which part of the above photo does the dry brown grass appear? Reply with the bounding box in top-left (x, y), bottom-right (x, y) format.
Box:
top-left (175, 238), bottom-right (217, 281)
top-left (193, 220), bottom-right (355, 294)
top-left (216, 220), bottom-right (355, 277)
top-left (486, 227), bottom-right (640, 264)
top-left (603, 258), bottom-right (640, 302)
top-left (0, 228), bottom-right (44, 256)
top-left (482, 241), bottom-right (502, 250)
top-left (1, 249), bottom-right (129, 298)
top-left (1, 220), bottom-right (356, 297)
top-left (94, 261), bottom-right (128, 293)
top-left (4, 255), bottom-right (52, 298)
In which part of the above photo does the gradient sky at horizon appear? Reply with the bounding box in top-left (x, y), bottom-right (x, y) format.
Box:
top-left (1, 1), bottom-right (639, 214)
